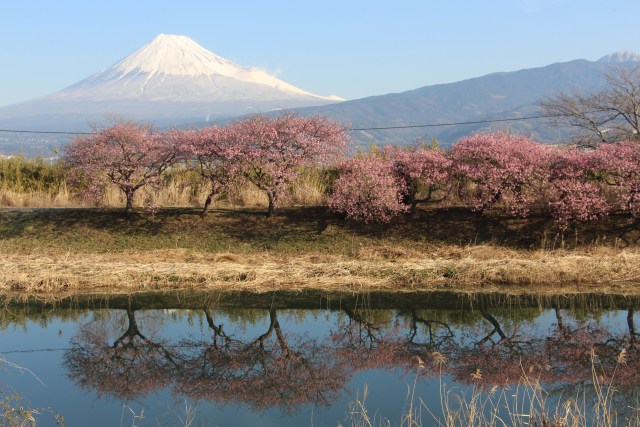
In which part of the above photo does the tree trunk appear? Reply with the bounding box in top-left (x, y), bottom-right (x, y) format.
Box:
top-left (201, 190), bottom-right (216, 217)
top-left (628, 306), bottom-right (636, 343)
top-left (267, 194), bottom-right (275, 217)
top-left (113, 308), bottom-right (146, 348)
top-left (125, 190), bottom-right (135, 218)
top-left (553, 305), bottom-right (569, 338)
top-left (256, 308), bottom-right (278, 343)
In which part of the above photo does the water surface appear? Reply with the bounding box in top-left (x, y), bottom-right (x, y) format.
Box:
top-left (1, 291), bottom-right (639, 426)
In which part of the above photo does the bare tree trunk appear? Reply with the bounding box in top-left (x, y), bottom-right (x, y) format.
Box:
top-left (125, 190), bottom-right (135, 218)
top-left (113, 308), bottom-right (146, 348)
top-left (628, 306), bottom-right (636, 343)
top-left (267, 194), bottom-right (275, 217)
top-left (256, 308), bottom-right (278, 343)
top-left (201, 190), bottom-right (216, 217)
top-left (554, 306), bottom-right (565, 333)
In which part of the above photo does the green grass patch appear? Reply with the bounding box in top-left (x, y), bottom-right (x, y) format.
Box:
top-left (0, 206), bottom-right (638, 258)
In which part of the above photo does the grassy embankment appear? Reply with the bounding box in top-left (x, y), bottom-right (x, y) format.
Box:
top-left (1, 155), bottom-right (639, 296)
top-left (1, 205), bottom-right (639, 297)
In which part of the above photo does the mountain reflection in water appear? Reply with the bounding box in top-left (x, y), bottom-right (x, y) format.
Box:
top-left (2, 291), bottom-right (640, 426)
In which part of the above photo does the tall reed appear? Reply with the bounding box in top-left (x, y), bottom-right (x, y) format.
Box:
top-left (342, 353), bottom-right (640, 427)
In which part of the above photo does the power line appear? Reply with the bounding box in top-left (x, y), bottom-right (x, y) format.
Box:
top-left (350, 113), bottom-right (563, 131)
top-left (0, 113), bottom-right (566, 136)
top-left (0, 342), bottom-right (242, 355)
top-left (0, 129), bottom-right (90, 135)
top-left (0, 347), bottom-right (68, 354)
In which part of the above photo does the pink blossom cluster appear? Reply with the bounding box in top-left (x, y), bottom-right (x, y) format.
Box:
top-left (388, 145), bottom-right (452, 210)
top-left (176, 125), bottom-right (247, 216)
top-left (64, 122), bottom-right (179, 216)
top-left (451, 132), bottom-right (551, 217)
top-left (227, 114), bottom-right (349, 216)
top-left (64, 115), bottom-right (349, 217)
top-left (64, 121), bottom-right (640, 225)
top-left (595, 140), bottom-right (640, 217)
top-left (329, 132), bottom-right (640, 225)
top-left (546, 147), bottom-right (611, 225)
top-left (328, 154), bottom-right (409, 223)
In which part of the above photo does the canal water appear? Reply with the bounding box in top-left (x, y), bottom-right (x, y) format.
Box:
top-left (1, 291), bottom-right (639, 426)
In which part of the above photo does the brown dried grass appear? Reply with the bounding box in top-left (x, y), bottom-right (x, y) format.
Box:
top-left (0, 184), bottom-right (78, 208)
top-left (2, 246), bottom-right (639, 297)
top-left (0, 167), bottom-right (328, 209)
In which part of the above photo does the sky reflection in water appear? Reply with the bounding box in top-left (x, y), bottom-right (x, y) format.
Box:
top-left (0, 292), bottom-right (638, 426)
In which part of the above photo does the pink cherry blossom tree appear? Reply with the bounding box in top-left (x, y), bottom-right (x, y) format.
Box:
top-left (450, 132), bottom-right (551, 217)
top-left (328, 145), bottom-right (452, 222)
top-left (546, 146), bottom-right (611, 227)
top-left (328, 153), bottom-right (409, 222)
top-left (229, 114), bottom-right (349, 217)
top-left (592, 140), bottom-right (640, 218)
top-left (387, 145), bottom-right (452, 212)
top-left (64, 122), bottom-right (179, 217)
top-left (179, 126), bottom-right (245, 217)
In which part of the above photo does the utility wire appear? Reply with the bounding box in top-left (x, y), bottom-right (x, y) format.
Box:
top-left (0, 342), bottom-right (244, 355)
top-left (0, 129), bottom-right (90, 135)
top-left (350, 113), bottom-right (563, 131)
top-left (0, 347), bottom-right (68, 354)
top-left (0, 112), bottom-right (566, 136)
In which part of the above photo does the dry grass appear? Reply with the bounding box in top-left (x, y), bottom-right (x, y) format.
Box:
top-left (0, 184), bottom-right (77, 208)
top-left (344, 353), bottom-right (640, 427)
top-left (1, 246), bottom-right (640, 296)
top-left (0, 205), bottom-right (638, 297)
top-left (0, 165), bottom-right (329, 209)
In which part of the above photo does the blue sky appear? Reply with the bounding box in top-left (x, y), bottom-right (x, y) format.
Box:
top-left (1, 0), bottom-right (638, 107)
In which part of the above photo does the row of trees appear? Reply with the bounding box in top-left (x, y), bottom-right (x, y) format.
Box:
top-left (63, 304), bottom-right (640, 413)
top-left (64, 114), bottom-right (348, 217)
top-left (64, 115), bottom-right (640, 226)
top-left (328, 132), bottom-right (640, 226)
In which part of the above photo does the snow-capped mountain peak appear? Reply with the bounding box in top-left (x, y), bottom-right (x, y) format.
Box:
top-left (597, 50), bottom-right (640, 63)
top-left (114, 33), bottom-right (239, 77)
top-left (66, 33), bottom-right (341, 102)
top-left (0, 33), bottom-right (345, 124)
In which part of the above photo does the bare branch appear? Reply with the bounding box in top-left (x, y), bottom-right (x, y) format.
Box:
top-left (541, 65), bottom-right (640, 145)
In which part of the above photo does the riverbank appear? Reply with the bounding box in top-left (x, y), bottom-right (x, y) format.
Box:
top-left (1, 207), bottom-right (639, 297)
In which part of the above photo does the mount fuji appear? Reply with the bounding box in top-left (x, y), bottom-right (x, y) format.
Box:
top-left (0, 34), bottom-right (343, 130)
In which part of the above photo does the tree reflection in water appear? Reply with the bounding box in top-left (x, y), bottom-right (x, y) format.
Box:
top-left (63, 307), bottom-right (182, 400)
top-left (62, 301), bottom-right (640, 415)
top-left (175, 307), bottom-right (345, 412)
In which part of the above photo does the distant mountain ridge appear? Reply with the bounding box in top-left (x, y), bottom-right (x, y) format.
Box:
top-left (285, 52), bottom-right (640, 147)
top-left (1, 43), bottom-right (639, 155)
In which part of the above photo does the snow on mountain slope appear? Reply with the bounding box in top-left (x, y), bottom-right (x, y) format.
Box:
top-left (0, 34), bottom-right (343, 124)
top-left (597, 50), bottom-right (640, 63)
top-left (60, 34), bottom-right (341, 102)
